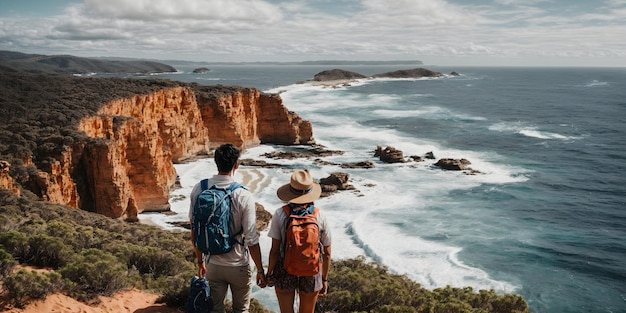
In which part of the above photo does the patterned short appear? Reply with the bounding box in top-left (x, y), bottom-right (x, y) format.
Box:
top-left (270, 260), bottom-right (322, 293)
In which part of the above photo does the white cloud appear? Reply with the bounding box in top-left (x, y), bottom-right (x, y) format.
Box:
top-left (0, 0), bottom-right (625, 66)
top-left (606, 0), bottom-right (626, 6)
top-left (79, 0), bottom-right (282, 22)
top-left (494, 0), bottom-right (549, 5)
top-left (359, 0), bottom-right (479, 26)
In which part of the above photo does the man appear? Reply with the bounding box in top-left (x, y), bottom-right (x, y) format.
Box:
top-left (189, 143), bottom-right (266, 313)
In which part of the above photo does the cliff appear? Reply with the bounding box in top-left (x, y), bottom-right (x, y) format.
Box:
top-left (193, 86), bottom-right (314, 148)
top-left (0, 161), bottom-right (19, 196)
top-left (0, 73), bottom-right (314, 219)
top-left (77, 87), bottom-right (312, 219)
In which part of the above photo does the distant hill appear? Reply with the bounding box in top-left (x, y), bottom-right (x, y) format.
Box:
top-left (312, 69), bottom-right (367, 81)
top-left (372, 68), bottom-right (443, 78)
top-left (296, 60), bottom-right (423, 66)
top-left (156, 60), bottom-right (424, 66)
top-left (0, 50), bottom-right (177, 75)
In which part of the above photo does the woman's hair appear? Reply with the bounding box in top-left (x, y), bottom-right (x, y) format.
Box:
top-left (214, 144), bottom-right (240, 173)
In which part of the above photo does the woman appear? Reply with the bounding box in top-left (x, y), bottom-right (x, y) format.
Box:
top-left (267, 170), bottom-right (332, 313)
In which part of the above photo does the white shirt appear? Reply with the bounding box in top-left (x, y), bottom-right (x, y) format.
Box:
top-left (188, 175), bottom-right (259, 267)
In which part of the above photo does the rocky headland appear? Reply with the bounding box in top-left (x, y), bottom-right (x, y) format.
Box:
top-left (0, 69), bottom-right (313, 220)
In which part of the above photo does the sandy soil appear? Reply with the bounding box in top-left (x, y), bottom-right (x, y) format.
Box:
top-left (0, 289), bottom-right (182, 313)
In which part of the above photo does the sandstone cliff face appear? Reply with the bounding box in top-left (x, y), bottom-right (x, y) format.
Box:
top-left (197, 88), bottom-right (314, 148)
top-left (257, 93), bottom-right (314, 145)
top-left (27, 86), bottom-right (313, 219)
top-left (31, 150), bottom-right (80, 207)
top-left (0, 161), bottom-right (20, 196)
top-left (75, 87), bottom-right (208, 218)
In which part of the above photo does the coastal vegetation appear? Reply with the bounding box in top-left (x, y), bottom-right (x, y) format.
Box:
top-left (0, 190), bottom-right (530, 312)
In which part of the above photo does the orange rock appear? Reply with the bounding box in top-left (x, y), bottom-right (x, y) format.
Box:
top-left (23, 86), bottom-right (314, 219)
top-left (197, 88), bottom-right (314, 148)
top-left (0, 160), bottom-right (20, 196)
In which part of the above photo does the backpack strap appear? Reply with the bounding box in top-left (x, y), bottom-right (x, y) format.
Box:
top-left (200, 178), bottom-right (210, 191)
top-left (225, 182), bottom-right (246, 246)
top-left (280, 205), bottom-right (290, 259)
top-left (282, 205), bottom-right (290, 216)
top-left (196, 179), bottom-right (210, 261)
top-left (227, 181), bottom-right (245, 192)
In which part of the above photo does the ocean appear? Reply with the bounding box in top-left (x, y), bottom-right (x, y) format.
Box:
top-left (132, 64), bottom-right (626, 313)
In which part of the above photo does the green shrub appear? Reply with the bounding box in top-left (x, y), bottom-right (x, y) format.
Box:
top-left (157, 273), bottom-right (190, 307)
top-left (490, 293), bottom-right (529, 313)
top-left (73, 225), bottom-right (108, 250)
top-left (0, 230), bottom-right (29, 261)
top-left (0, 212), bottom-right (18, 232)
top-left (59, 248), bottom-right (128, 300)
top-left (128, 246), bottom-right (183, 277)
top-left (317, 257), bottom-right (530, 313)
top-left (3, 269), bottom-right (64, 308)
top-left (44, 221), bottom-right (106, 252)
top-left (45, 220), bottom-right (76, 240)
top-left (17, 217), bottom-right (47, 236)
top-left (26, 234), bottom-right (74, 268)
top-left (0, 248), bottom-right (18, 279)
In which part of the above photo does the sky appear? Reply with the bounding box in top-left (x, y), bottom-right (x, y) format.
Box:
top-left (0, 0), bottom-right (625, 67)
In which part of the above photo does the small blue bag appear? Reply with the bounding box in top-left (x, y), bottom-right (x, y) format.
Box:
top-left (187, 276), bottom-right (213, 313)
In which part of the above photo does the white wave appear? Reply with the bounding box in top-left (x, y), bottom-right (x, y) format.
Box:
top-left (266, 74), bottom-right (447, 95)
top-left (265, 79), bottom-right (371, 94)
top-left (195, 77), bottom-right (223, 81)
top-left (149, 70), bottom-right (185, 75)
top-left (347, 217), bottom-right (517, 292)
top-left (72, 72), bottom-right (98, 77)
top-left (519, 129), bottom-right (569, 140)
top-left (367, 93), bottom-right (402, 104)
top-left (372, 108), bottom-right (438, 118)
top-left (489, 122), bottom-right (582, 141)
top-left (583, 80), bottom-right (609, 87)
top-left (373, 107), bottom-right (486, 121)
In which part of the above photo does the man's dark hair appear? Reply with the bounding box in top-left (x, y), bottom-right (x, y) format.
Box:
top-left (214, 144), bottom-right (240, 173)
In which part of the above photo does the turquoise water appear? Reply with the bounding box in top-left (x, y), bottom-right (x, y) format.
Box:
top-left (133, 65), bottom-right (626, 313)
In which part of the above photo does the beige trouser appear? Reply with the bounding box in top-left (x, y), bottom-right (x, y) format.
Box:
top-left (206, 263), bottom-right (253, 313)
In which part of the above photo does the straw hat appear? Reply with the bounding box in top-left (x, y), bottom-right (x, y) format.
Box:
top-left (277, 170), bottom-right (322, 204)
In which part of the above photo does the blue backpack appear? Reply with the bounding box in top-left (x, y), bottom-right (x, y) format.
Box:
top-left (192, 179), bottom-right (245, 255)
top-left (187, 276), bottom-right (213, 313)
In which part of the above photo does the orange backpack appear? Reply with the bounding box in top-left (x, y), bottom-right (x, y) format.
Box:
top-left (282, 205), bottom-right (322, 276)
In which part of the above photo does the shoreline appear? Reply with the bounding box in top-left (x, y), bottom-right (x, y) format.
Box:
top-left (302, 78), bottom-right (361, 87)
